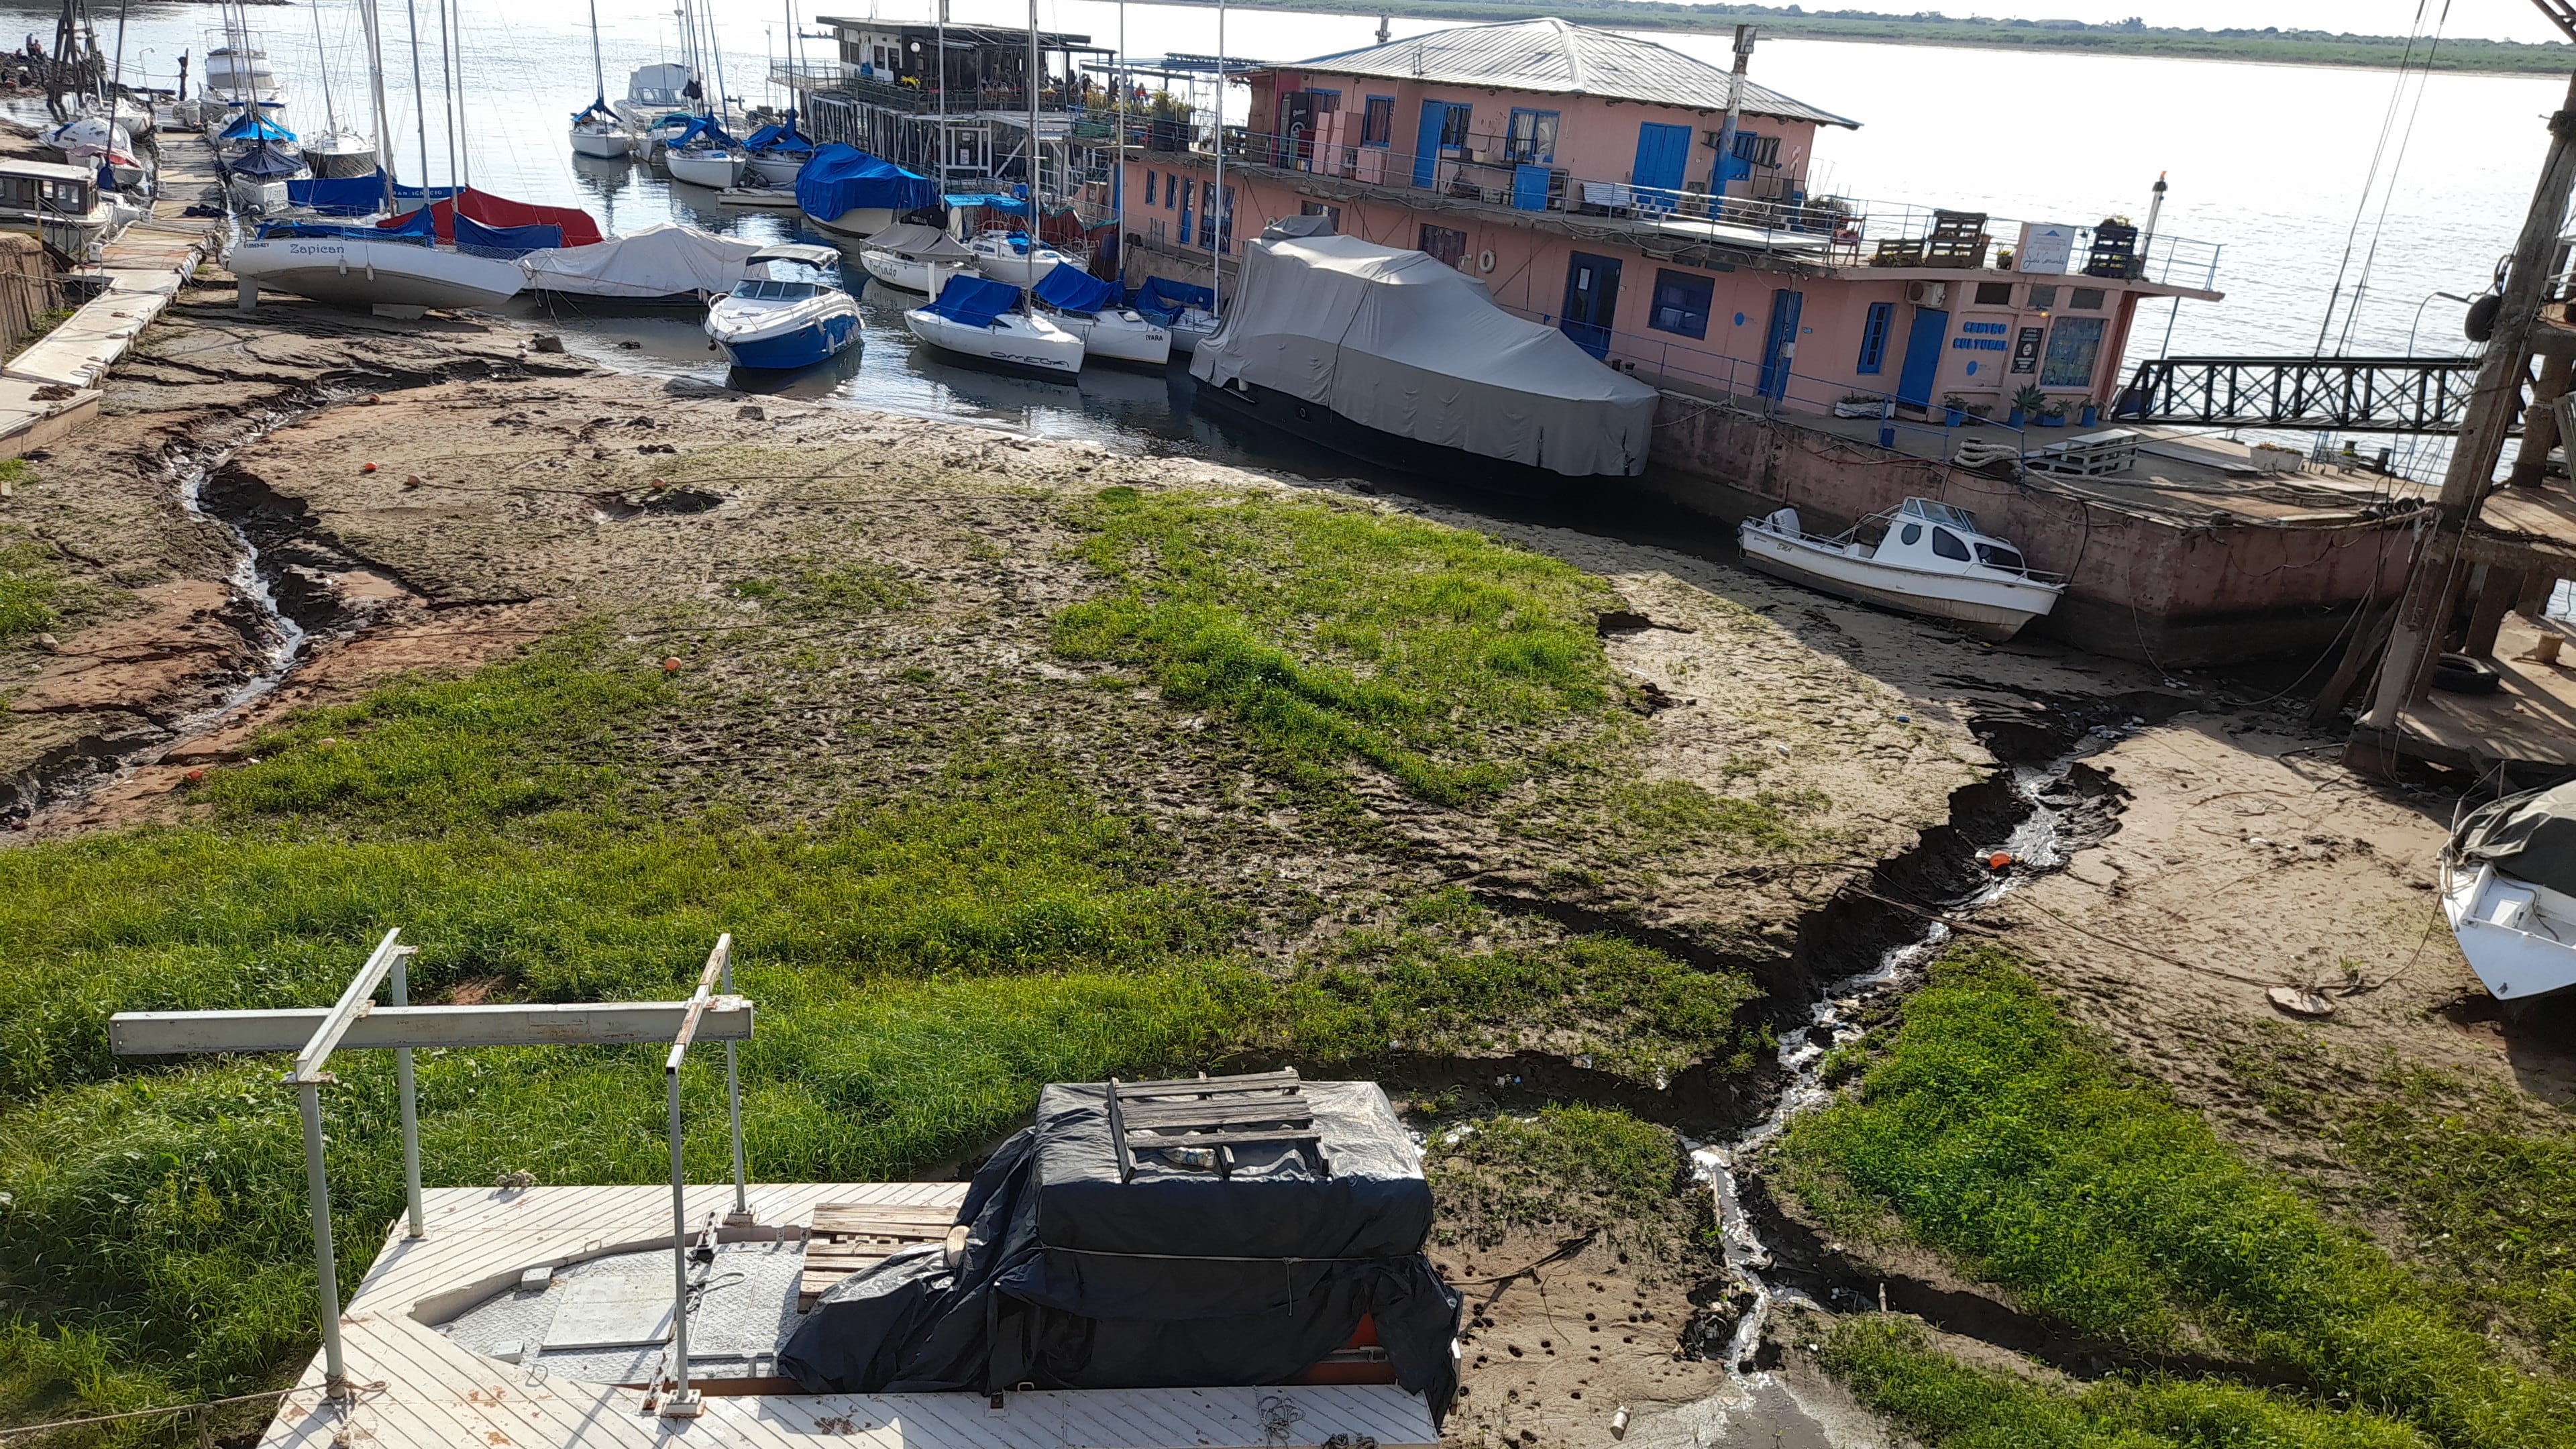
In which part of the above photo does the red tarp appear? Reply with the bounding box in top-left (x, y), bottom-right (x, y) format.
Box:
top-left (378, 189), bottom-right (604, 248)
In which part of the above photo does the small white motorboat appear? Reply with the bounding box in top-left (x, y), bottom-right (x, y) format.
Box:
top-left (858, 221), bottom-right (971, 298)
top-left (796, 144), bottom-right (938, 238)
top-left (614, 62), bottom-right (694, 131)
top-left (904, 274), bottom-right (1082, 381)
top-left (1030, 262), bottom-right (1167, 366)
top-left (1737, 498), bottom-right (2065, 641)
top-left (704, 243), bottom-right (860, 370)
top-left (2443, 782), bottom-right (2576, 1002)
top-left (968, 229), bottom-right (1069, 287)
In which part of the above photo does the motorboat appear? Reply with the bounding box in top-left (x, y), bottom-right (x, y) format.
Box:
top-left (1737, 498), bottom-right (2066, 641)
top-left (519, 222), bottom-right (762, 308)
top-left (1031, 263), bottom-right (1168, 366)
top-left (2443, 782), bottom-right (2576, 1002)
top-left (229, 211), bottom-right (528, 316)
top-left (1136, 276), bottom-right (1217, 355)
top-left (44, 117), bottom-right (150, 192)
top-left (968, 228), bottom-right (1069, 287)
top-left (743, 116), bottom-right (816, 186)
top-left (857, 221), bottom-right (971, 298)
top-left (796, 143), bottom-right (937, 237)
top-left (663, 116), bottom-right (747, 189)
top-left (207, 42), bottom-right (288, 109)
top-left (1189, 229), bottom-right (1658, 492)
top-left (302, 129), bottom-right (379, 178)
top-left (904, 273), bottom-right (1083, 381)
top-left (704, 243), bottom-right (860, 370)
top-left (0, 157), bottom-right (119, 258)
top-left (614, 62), bottom-right (694, 131)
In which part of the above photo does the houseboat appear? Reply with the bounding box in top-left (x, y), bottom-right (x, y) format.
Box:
top-left (0, 158), bottom-right (118, 257)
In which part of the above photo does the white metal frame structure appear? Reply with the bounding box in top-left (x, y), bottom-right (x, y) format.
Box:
top-left (109, 929), bottom-right (755, 1417)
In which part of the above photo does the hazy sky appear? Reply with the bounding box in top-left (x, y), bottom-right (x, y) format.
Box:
top-left (1857, 2), bottom-right (2570, 44)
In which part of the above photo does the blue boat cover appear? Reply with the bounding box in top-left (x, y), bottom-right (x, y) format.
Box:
top-left (258, 213), bottom-right (433, 244)
top-left (455, 215), bottom-right (564, 256)
top-left (665, 115), bottom-right (740, 150)
top-left (572, 96), bottom-right (617, 123)
top-left (221, 111), bottom-right (296, 143)
top-left (230, 142), bottom-right (306, 178)
top-left (745, 116), bottom-right (813, 152)
top-left (797, 144), bottom-right (938, 219)
top-left (1134, 276), bottom-right (1214, 323)
top-left (288, 172), bottom-right (391, 215)
top-left (924, 274), bottom-right (1021, 328)
top-left (943, 191), bottom-right (1030, 215)
top-left (94, 159), bottom-right (113, 193)
top-left (390, 182), bottom-right (465, 203)
top-left (1030, 264), bottom-right (1116, 315)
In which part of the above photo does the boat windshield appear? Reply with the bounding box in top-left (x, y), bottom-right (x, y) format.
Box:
top-left (733, 278), bottom-right (820, 301)
top-left (1975, 543), bottom-right (2029, 574)
top-left (1900, 498), bottom-right (1980, 532)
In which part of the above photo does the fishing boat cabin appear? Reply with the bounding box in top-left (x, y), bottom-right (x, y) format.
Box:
top-left (0, 156), bottom-right (109, 257)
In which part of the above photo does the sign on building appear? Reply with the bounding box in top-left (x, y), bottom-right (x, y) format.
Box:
top-left (2019, 223), bottom-right (2076, 274)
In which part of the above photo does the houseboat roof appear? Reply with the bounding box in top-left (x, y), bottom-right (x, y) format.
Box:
top-left (0, 157), bottom-right (99, 182)
top-left (816, 17), bottom-right (1099, 50)
top-left (1287, 18), bottom-right (1860, 129)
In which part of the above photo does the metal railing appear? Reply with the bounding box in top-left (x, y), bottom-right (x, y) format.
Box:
top-left (2115, 354), bottom-right (2483, 433)
top-left (771, 64), bottom-right (1085, 119)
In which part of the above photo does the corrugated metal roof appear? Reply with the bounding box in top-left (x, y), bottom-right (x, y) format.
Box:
top-left (1285, 19), bottom-right (1859, 129)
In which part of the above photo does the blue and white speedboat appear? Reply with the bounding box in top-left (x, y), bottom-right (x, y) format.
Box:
top-left (704, 243), bottom-right (859, 370)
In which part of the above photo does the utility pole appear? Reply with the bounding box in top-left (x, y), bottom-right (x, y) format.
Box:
top-left (2359, 66), bottom-right (2576, 739)
top-left (1715, 25), bottom-right (1754, 201)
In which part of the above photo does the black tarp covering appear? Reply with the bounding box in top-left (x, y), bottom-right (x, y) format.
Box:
top-left (779, 1081), bottom-right (1460, 1419)
top-left (2453, 781), bottom-right (2576, 898)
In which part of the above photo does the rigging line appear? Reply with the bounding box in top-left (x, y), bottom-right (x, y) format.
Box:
top-left (2335, 0), bottom-right (2452, 358)
top-left (2315, 0), bottom-right (2434, 356)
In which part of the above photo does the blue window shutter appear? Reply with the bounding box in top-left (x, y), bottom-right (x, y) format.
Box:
top-left (1857, 302), bottom-right (1893, 374)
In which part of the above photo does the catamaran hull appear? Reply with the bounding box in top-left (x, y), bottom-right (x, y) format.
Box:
top-left (859, 250), bottom-right (964, 297)
top-left (1734, 523), bottom-right (2060, 640)
top-left (1195, 376), bottom-right (1606, 496)
top-left (667, 150), bottom-right (747, 189)
top-left (2442, 859), bottom-right (2576, 1002)
top-left (229, 237), bottom-right (527, 312)
top-left (904, 307), bottom-right (1083, 381)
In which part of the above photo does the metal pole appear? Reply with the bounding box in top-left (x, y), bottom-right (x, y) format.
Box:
top-left (664, 1059), bottom-right (694, 1411)
top-left (393, 947), bottom-right (423, 1239)
top-left (722, 950), bottom-right (746, 1222)
top-left (1715, 25), bottom-right (1752, 201)
top-left (2362, 67), bottom-right (2576, 736)
top-left (360, 0), bottom-right (395, 211)
top-left (1027, 0), bottom-right (1041, 203)
top-left (403, 0), bottom-right (431, 201)
top-left (436, 0), bottom-right (459, 202)
top-left (1114, 0), bottom-right (1124, 292)
top-left (1212, 0), bottom-right (1224, 314)
top-left (297, 1081), bottom-right (348, 1397)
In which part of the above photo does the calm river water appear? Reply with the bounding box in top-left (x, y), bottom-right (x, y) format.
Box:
top-left (0, 0), bottom-right (2548, 470)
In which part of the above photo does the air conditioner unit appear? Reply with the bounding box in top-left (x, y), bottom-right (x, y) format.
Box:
top-left (1907, 281), bottom-right (1947, 307)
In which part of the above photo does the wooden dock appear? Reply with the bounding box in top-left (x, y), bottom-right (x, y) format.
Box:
top-left (255, 1182), bottom-right (1441, 1449)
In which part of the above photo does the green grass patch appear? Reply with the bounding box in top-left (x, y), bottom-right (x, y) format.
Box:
top-left (1778, 945), bottom-right (2576, 1448)
top-left (1427, 1104), bottom-right (1687, 1246)
top-left (729, 562), bottom-right (921, 616)
top-left (1052, 487), bottom-right (1621, 803)
top-left (1609, 778), bottom-right (1824, 855)
top-left (1820, 1317), bottom-right (2428, 1449)
top-left (0, 531), bottom-right (65, 643)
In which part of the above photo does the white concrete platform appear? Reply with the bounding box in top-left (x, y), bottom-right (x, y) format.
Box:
top-left (0, 376), bottom-right (100, 458)
top-left (1, 288), bottom-right (172, 388)
top-left (256, 1182), bottom-right (1442, 1449)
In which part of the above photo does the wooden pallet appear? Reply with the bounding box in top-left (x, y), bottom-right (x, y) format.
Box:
top-left (1924, 210), bottom-right (1990, 270)
top-left (798, 1201), bottom-right (962, 1311)
top-left (1106, 1070), bottom-right (1326, 1181)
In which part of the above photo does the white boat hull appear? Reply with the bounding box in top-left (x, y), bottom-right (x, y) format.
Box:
top-left (904, 307), bottom-right (1083, 380)
top-left (970, 237), bottom-right (1067, 288)
top-left (1053, 308), bottom-right (1171, 366)
top-left (805, 206), bottom-right (897, 239)
top-left (1735, 520), bottom-right (2061, 640)
top-left (1163, 309), bottom-right (1217, 356)
top-left (229, 235), bottom-right (527, 312)
top-left (859, 250), bottom-right (965, 297)
top-left (2442, 859), bottom-right (2576, 1001)
top-left (570, 128), bottom-right (631, 160)
top-left (229, 176), bottom-right (289, 214)
top-left (666, 150), bottom-right (746, 189)
top-left (305, 142), bottom-right (380, 178)
top-left (746, 151), bottom-right (810, 185)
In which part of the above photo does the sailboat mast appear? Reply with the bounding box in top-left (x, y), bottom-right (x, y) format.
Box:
top-left (704, 3), bottom-right (731, 129)
top-left (1114, 0), bottom-right (1124, 289)
top-left (446, 0), bottom-right (468, 191)
top-left (935, 0), bottom-right (947, 195)
top-left (1211, 0), bottom-right (1224, 314)
top-left (109, 0), bottom-right (125, 109)
top-left (590, 0), bottom-right (606, 105)
top-left (361, 0), bottom-right (396, 209)
top-left (311, 0), bottom-right (340, 132)
top-left (404, 0), bottom-right (432, 198)
top-left (436, 0), bottom-right (460, 197)
top-left (1026, 0), bottom-right (1040, 204)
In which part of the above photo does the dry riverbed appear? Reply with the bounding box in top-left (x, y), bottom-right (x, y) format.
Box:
top-left (2, 287), bottom-right (2570, 1449)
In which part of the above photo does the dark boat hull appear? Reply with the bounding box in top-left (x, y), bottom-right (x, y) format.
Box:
top-left (1191, 376), bottom-right (1627, 499)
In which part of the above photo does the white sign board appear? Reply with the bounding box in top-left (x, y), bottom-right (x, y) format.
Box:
top-left (2019, 223), bottom-right (2076, 274)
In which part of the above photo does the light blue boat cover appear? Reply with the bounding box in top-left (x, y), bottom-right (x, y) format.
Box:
top-left (943, 192), bottom-right (1030, 215)
top-left (665, 115), bottom-right (740, 150)
top-left (745, 115), bottom-right (814, 152)
top-left (1030, 264), bottom-right (1115, 315)
top-left (797, 144), bottom-right (938, 219)
top-left (924, 274), bottom-right (1022, 328)
top-left (221, 110), bottom-right (296, 143)
top-left (1134, 276), bottom-right (1213, 323)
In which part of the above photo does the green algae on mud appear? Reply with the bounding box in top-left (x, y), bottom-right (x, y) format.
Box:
top-left (1776, 945), bottom-right (2576, 1449)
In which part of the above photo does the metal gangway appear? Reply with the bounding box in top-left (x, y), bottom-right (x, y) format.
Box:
top-left (109, 929), bottom-right (755, 1418)
top-left (2114, 354), bottom-right (2486, 434)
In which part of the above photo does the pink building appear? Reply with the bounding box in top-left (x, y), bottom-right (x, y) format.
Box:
top-left (1116, 19), bottom-right (2222, 426)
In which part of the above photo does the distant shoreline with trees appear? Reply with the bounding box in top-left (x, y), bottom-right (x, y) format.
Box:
top-left (1154, 0), bottom-right (2575, 76)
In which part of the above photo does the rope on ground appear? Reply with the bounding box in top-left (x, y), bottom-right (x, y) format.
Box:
top-left (0, 1387), bottom-right (305, 1440)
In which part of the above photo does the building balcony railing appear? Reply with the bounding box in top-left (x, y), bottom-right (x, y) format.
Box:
top-left (771, 64), bottom-right (1082, 119)
top-left (1121, 124), bottom-right (2220, 291)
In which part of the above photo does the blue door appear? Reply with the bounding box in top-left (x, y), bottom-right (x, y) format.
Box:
top-left (1758, 288), bottom-right (1803, 401)
top-left (1631, 121), bottom-right (1691, 203)
top-left (1894, 306), bottom-right (1949, 408)
top-left (1413, 101), bottom-right (1450, 189)
top-left (1560, 252), bottom-right (1621, 359)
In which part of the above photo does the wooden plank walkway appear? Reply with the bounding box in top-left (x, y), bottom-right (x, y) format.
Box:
top-left (258, 1183), bottom-right (1439, 1449)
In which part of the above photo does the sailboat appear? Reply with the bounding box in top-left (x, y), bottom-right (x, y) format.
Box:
top-left (665, 117), bottom-right (747, 189)
top-left (904, 273), bottom-right (1083, 380)
top-left (1030, 262), bottom-right (1167, 365)
top-left (742, 2), bottom-right (814, 184)
top-left (858, 221), bottom-right (971, 297)
top-left (570, 0), bottom-right (633, 159)
top-left (302, 2), bottom-right (380, 178)
top-left (227, 0), bottom-right (525, 315)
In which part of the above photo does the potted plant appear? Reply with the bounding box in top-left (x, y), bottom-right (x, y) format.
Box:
top-left (2009, 384), bottom-right (2045, 429)
top-left (1996, 247), bottom-right (2015, 271)
top-left (2039, 400), bottom-right (2068, 428)
top-left (2079, 396), bottom-right (2100, 427)
top-left (1966, 400), bottom-right (1994, 421)
top-left (1940, 391), bottom-right (1970, 427)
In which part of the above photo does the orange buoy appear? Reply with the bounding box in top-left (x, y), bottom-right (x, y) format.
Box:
top-left (661, 657), bottom-right (683, 674)
top-left (184, 768), bottom-right (205, 783)
top-left (360, 462), bottom-right (378, 473)
top-left (1987, 851), bottom-right (2013, 870)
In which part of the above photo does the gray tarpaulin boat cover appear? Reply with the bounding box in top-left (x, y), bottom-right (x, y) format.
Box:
top-left (1189, 233), bottom-right (1658, 478)
top-left (516, 223), bottom-right (763, 299)
top-left (776, 1080), bottom-right (1462, 1417)
top-left (2452, 782), bottom-right (2576, 898)
top-left (863, 222), bottom-right (973, 261)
